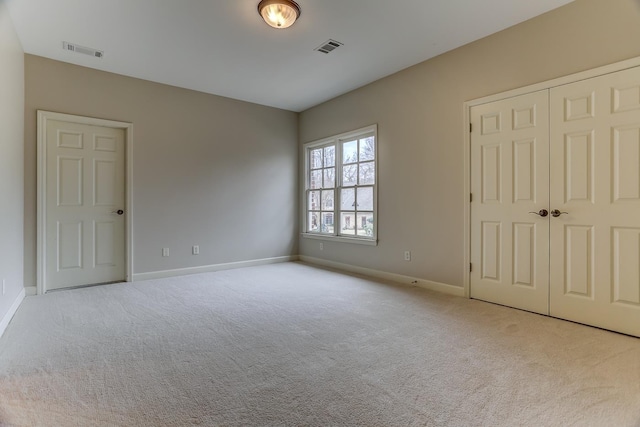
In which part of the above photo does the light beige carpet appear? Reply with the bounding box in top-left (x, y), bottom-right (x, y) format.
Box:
top-left (0, 262), bottom-right (639, 426)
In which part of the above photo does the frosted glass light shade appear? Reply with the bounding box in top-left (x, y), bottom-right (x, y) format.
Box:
top-left (258, 0), bottom-right (301, 29)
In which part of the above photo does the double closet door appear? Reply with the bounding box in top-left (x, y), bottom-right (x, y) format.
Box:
top-left (470, 66), bottom-right (640, 337)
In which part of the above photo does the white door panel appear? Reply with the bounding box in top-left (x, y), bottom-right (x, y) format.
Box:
top-left (550, 66), bottom-right (640, 337)
top-left (470, 90), bottom-right (550, 314)
top-left (471, 66), bottom-right (640, 337)
top-left (45, 120), bottom-right (125, 291)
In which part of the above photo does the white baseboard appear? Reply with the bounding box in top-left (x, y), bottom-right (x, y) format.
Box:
top-left (298, 255), bottom-right (465, 297)
top-left (132, 255), bottom-right (299, 281)
top-left (25, 286), bottom-right (37, 296)
top-left (0, 288), bottom-right (25, 339)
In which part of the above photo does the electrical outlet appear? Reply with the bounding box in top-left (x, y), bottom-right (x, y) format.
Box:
top-left (319, 242), bottom-right (324, 251)
top-left (162, 248), bottom-right (170, 257)
top-left (192, 245), bottom-right (199, 255)
top-left (404, 251), bottom-right (411, 261)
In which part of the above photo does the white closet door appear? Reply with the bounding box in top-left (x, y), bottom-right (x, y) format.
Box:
top-left (470, 90), bottom-right (550, 314)
top-left (550, 66), bottom-right (640, 337)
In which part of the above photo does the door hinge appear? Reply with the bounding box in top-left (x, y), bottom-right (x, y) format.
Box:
top-left (470, 193), bottom-right (473, 202)
top-left (469, 123), bottom-right (472, 133)
top-left (470, 263), bottom-right (473, 272)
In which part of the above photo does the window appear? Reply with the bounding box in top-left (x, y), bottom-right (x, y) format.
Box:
top-left (304, 125), bottom-right (377, 244)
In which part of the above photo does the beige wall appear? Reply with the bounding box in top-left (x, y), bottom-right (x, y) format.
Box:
top-left (24, 56), bottom-right (298, 285)
top-left (0, 1), bottom-right (24, 319)
top-left (298, 0), bottom-right (640, 288)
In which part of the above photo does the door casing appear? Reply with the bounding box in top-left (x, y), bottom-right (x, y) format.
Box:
top-left (37, 111), bottom-right (134, 295)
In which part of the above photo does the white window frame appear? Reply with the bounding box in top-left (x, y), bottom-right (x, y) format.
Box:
top-left (302, 124), bottom-right (378, 246)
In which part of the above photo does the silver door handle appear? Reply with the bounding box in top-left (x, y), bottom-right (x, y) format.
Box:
top-left (550, 209), bottom-right (568, 218)
top-left (111, 209), bottom-right (124, 215)
top-left (529, 209), bottom-right (548, 217)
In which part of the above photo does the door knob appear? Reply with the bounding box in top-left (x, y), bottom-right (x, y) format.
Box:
top-left (112, 209), bottom-right (124, 215)
top-left (529, 209), bottom-right (548, 217)
top-left (550, 209), bottom-right (568, 218)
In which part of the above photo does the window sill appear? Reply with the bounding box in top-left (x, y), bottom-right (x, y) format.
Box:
top-left (301, 233), bottom-right (378, 246)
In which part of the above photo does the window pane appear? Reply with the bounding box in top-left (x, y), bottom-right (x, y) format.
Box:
top-left (343, 140), bottom-right (358, 164)
top-left (321, 213), bottom-right (334, 234)
top-left (356, 212), bottom-right (374, 236)
top-left (359, 161), bottom-right (375, 185)
top-left (308, 191), bottom-right (320, 211)
top-left (311, 149), bottom-right (323, 169)
top-left (324, 168), bottom-right (335, 188)
top-left (305, 127), bottom-right (376, 241)
top-left (324, 146), bottom-right (335, 167)
top-left (357, 187), bottom-right (374, 211)
top-left (359, 137), bottom-right (375, 161)
top-left (310, 170), bottom-right (322, 189)
top-left (308, 212), bottom-right (320, 232)
top-left (321, 190), bottom-right (334, 211)
top-left (340, 188), bottom-right (355, 211)
top-left (343, 164), bottom-right (357, 186)
top-left (340, 212), bottom-right (356, 235)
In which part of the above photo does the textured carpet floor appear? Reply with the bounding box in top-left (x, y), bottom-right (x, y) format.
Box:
top-left (0, 262), bottom-right (639, 426)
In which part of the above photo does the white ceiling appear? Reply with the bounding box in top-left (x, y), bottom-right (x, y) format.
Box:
top-left (5, 0), bottom-right (573, 112)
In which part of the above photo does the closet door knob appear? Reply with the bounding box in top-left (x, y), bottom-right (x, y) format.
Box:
top-left (550, 209), bottom-right (568, 218)
top-left (529, 209), bottom-right (548, 217)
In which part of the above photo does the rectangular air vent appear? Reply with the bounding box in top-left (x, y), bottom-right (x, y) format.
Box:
top-left (63, 42), bottom-right (104, 58)
top-left (315, 39), bottom-right (343, 54)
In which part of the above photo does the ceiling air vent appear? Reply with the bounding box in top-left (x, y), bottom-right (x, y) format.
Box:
top-left (63, 41), bottom-right (104, 58)
top-left (315, 39), bottom-right (343, 54)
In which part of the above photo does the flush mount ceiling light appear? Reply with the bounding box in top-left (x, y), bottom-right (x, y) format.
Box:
top-left (258, 0), bottom-right (301, 29)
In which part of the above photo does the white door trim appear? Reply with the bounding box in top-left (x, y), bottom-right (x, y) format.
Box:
top-left (463, 55), bottom-right (640, 298)
top-left (37, 111), bottom-right (134, 295)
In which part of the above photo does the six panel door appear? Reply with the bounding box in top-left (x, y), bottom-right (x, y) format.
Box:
top-left (45, 120), bottom-right (126, 291)
top-left (470, 90), bottom-right (550, 315)
top-left (471, 66), bottom-right (640, 338)
top-left (549, 66), bottom-right (640, 337)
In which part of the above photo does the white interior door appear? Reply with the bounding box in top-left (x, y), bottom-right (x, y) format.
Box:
top-left (45, 119), bottom-right (126, 291)
top-left (470, 90), bottom-right (550, 314)
top-left (549, 66), bottom-right (640, 337)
